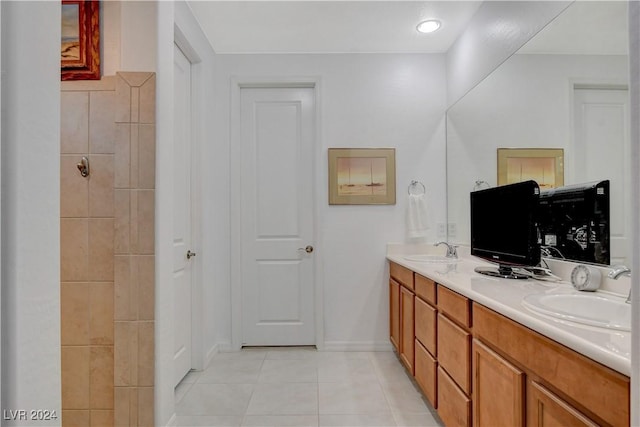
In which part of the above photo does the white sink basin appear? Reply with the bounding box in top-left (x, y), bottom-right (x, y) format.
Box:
top-left (403, 254), bottom-right (458, 264)
top-left (522, 291), bottom-right (631, 331)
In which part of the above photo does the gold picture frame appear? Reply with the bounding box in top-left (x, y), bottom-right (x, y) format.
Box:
top-left (328, 148), bottom-right (396, 205)
top-left (497, 148), bottom-right (564, 190)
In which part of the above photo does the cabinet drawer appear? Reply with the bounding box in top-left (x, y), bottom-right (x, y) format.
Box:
top-left (415, 297), bottom-right (436, 355)
top-left (390, 262), bottom-right (414, 290)
top-left (415, 339), bottom-right (437, 409)
top-left (437, 313), bottom-right (471, 394)
top-left (437, 366), bottom-right (471, 427)
top-left (415, 274), bottom-right (436, 305)
top-left (437, 286), bottom-right (471, 327)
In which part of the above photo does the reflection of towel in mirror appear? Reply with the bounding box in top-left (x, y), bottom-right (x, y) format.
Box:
top-left (406, 193), bottom-right (430, 239)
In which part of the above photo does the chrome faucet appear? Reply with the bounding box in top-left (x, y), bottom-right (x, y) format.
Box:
top-left (607, 265), bottom-right (631, 303)
top-left (435, 241), bottom-right (458, 259)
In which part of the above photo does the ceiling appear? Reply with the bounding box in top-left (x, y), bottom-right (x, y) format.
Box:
top-left (187, 1), bottom-right (483, 54)
top-left (186, 1), bottom-right (628, 56)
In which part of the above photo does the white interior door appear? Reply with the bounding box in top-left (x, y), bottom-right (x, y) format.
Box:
top-left (240, 86), bottom-right (316, 346)
top-left (573, 87), bottom-right (630, 265)
top-left (173, 44), bottom-right (194, 386)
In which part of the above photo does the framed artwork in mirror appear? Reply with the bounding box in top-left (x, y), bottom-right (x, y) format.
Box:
top-left (61, 0), bottom-right (100, 81)
top-left (497, 148), bottom-right (564, 190)
top-left (328, 148), bottom-right (396, 205)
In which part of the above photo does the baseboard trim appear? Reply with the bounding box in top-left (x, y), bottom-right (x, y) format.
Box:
top-left (322, 341), bottom-right (393, 352)
top-left (204, 344), bottom-right (220, 369)
top-left (165, 413), bottom-right (177, 427)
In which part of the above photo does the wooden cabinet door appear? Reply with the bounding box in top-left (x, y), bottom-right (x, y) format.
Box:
top-left (472, 339), bottom-right (525, 427)
top-left (527, 381), bottom-right (599, 427)
top-left (389, 279), bottom-right (400, 352)
top-left (400, 285), bottom-right (415, 373)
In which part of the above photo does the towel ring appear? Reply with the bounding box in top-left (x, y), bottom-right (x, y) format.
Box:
top-left (408, 180), bottom-right (426, 195)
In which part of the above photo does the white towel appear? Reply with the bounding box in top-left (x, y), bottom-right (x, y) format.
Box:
top-left (406, 193), bottom-right (430, 239)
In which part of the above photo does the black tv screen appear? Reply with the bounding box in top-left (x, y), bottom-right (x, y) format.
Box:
top-left (470, 180), bottom-right (541, 278)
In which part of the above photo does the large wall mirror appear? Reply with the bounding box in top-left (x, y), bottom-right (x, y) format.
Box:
top-left (446, 1), bottom-right (629, 266)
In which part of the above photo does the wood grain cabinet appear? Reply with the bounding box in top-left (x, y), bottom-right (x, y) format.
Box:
top-left (400, 285), bottom-right (415, 373)
top-left (437, 366), bottom-right (471, 427)
top-left (437, 286), bottom-right (472, 426)
top-left (474, 302), bottom-right (630, 427)
top-left (472, 339), bottom-right (524, 427)
top-left (527, 380), bottom-right (599, 427)
top-left (389, 278), bottom-right (400, 352)
top-left (389, 262), bottom-right (415, 374)
top-left (387, 262), bottom-right (630, 427)
top-left (414, 274), bottom-right (438, 408)
top-left (415, 339), bottom-right (437, 407)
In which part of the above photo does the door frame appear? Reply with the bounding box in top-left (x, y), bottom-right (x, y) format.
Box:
top-left (230, 77), bottom-right (324, 351)
top-left (173, 26), bottom-right (204, 371)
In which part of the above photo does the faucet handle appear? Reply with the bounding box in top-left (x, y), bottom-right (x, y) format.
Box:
top-left (448, 245), bottom-right (458, 258)
top-left (434, 241), bottom-right (458, 258)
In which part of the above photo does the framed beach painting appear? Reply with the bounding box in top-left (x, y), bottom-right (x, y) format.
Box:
top-left (61, 0), bottom-right (100, 80)
top-left (497, 148), bottom-right (564, 190)
top-left (328, 148), bottom-right (396, 205)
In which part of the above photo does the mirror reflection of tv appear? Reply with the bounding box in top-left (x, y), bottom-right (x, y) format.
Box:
top-left (538, 180), bottom-right (609, 265)
top-left (470, 180), bottom-right (541, 279)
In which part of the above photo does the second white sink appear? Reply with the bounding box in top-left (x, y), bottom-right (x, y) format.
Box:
top-left (522, 291), bottom-right (631, 331)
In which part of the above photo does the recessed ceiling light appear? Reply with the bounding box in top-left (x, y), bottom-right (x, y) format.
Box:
top-left (416, 20), bottom-right (441, 34)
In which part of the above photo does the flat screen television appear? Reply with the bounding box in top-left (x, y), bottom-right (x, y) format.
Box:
top-left (470, 180), bottom-right (541, 279)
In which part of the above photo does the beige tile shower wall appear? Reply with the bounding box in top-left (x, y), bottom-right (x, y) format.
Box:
top-left (114, 72), bottom-right (156, 427)
top-left (61, 77), bottom-right (116, 426)
top-left (61, 72), bottom-right (155, 427)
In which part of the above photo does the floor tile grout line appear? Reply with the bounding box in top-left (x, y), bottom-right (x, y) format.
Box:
top-left (371, 352), bottom-right (401, 427)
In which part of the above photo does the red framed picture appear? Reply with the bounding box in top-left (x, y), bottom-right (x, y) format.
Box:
top-left (61, 0), bottom-right (100, 80)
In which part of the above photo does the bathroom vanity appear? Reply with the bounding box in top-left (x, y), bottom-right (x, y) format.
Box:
top-left (387, 252), bottom-right (630, 427)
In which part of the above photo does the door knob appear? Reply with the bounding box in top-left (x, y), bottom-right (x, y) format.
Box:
top-left (187, 250), bottom-right (196, 260)
top-left (298, 245), bottom-right (314, 254)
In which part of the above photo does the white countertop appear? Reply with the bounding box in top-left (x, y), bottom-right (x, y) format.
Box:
top-left (386, 246), bottom-right (631, 376)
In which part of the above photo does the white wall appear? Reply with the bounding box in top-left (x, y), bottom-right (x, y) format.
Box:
top-left (102, 1), bottom-right (157, 76)
top-left (213, 54), bottom-right (447, 350)
top-left (446, 1), bottom-right (571, 108)
top-left (156, 2), bottom-right (219, 425)
top-left (156, 3), bottom-right (175, 425)
top-left (628, 3), bottom-right (640, 425)
top-left (1, 1), bottom-right (61, 423)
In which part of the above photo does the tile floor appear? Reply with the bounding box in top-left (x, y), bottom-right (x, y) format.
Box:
top-left (175, 348), bottom-right (444, 427)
